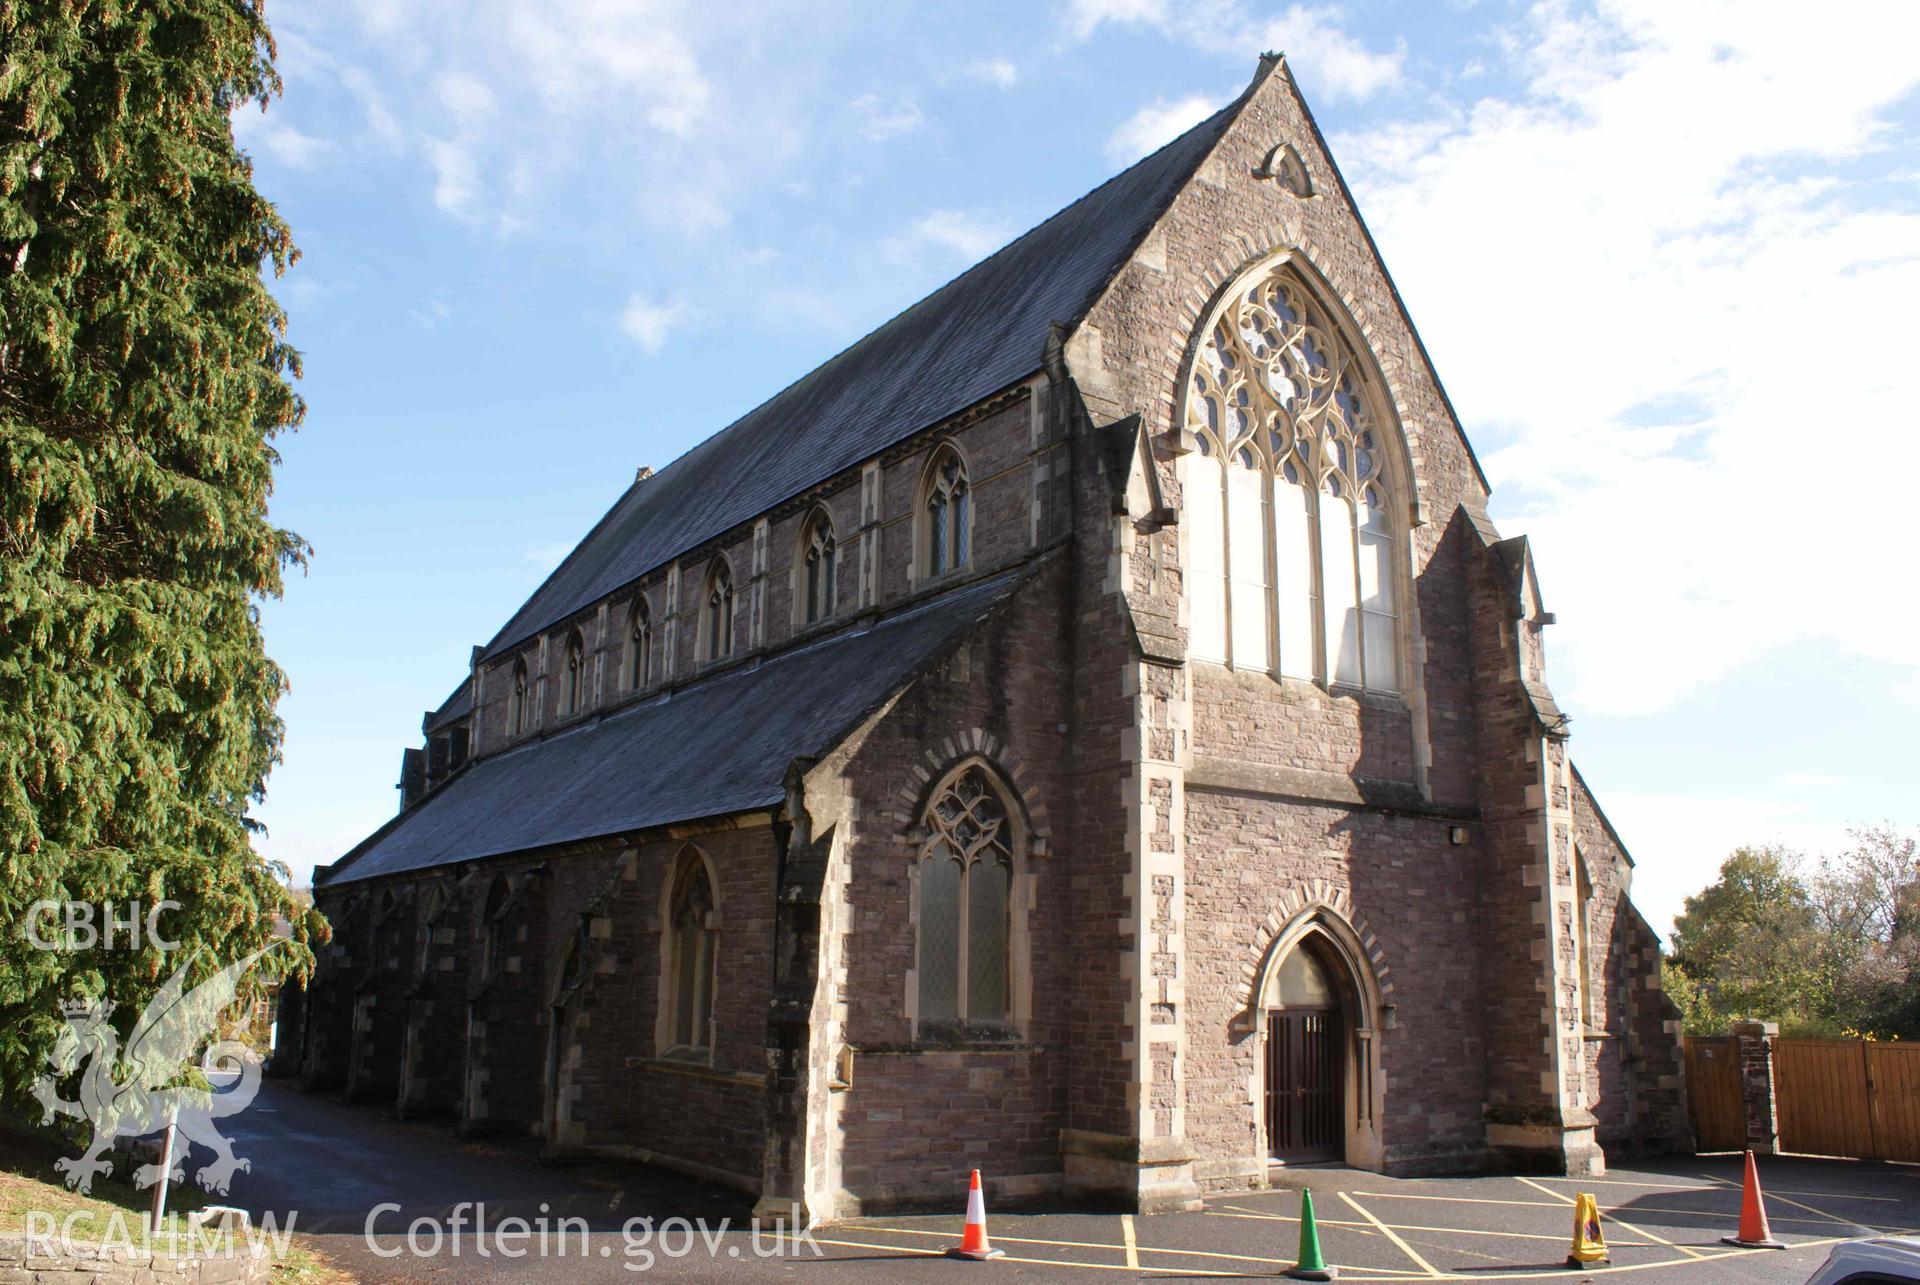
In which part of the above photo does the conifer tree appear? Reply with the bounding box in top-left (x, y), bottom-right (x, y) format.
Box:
top-left (1, 0), bottom-right (320, 1106)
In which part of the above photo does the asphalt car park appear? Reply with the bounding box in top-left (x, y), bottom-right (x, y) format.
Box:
top-left (809, 1154), bottom-right (1919, 1282)
top-left (221, 1086), bottom-right (1917, 1281)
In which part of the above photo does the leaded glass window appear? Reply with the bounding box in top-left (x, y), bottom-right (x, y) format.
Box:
top-left (924, 449), bottom-right (970, 577)
top-left (917, 766), bottom-right (1014, 1025)
top-left (802, 511), bottom-right (837, 625)
top-left (509, 660), bottom-right (528, 735)
top-left (703, 560), bottom-right (734, 662)
top-left (667, 852), bottom-right (716, 1053)
top-left (1184, 266), bottom-right (1400, 692)
top-left (628, 600), bottom-right (651, 690)
top-left (562, 631), bottom-right (584, 715)
top-left (480, 876), bottom-right (509, 980)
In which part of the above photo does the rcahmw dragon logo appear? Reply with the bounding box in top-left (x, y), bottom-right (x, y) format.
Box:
top-left (32, 944), bottom-right (281, 1195)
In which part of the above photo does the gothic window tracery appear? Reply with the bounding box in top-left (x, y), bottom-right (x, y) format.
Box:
top-left (509, 659), bottom-right (529, 736)
top-left (800, 510), bottom-right (837, 625)
top-left (665, 850), bottom-right (717, 1055)
top-left (922, 447), bottom-right (970, 578)
top-left (701, 559), bottom-right (734, 662)
top-left (562, 631), bottom-right (585, 716)
top-left (917, 765), bottom-right (1015, 1025)
top-left (628, 598), bottom-right (652, 690)
top-left (1185, 267), bottom-right (1400, 692)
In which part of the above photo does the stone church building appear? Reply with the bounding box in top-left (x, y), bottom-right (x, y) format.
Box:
top-left (281, 55), bottom-right (1689, 1219)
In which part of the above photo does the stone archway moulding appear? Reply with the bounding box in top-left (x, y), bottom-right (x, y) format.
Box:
top-left (1235, 880), bottom-right (1392, 1034)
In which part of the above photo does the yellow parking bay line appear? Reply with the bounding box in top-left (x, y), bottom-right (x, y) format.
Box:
top-left (797, 1231), bottom-right (1853, 1282)
top-left (1340, 1190), bottom-right (1445, 1279)
top-left (1527, 1174), bottom-right (1903, 1202)
top-left (1696, 1171), bottom-right (1890, 1233)
top-left (849, 1220), bottom-right (1428, 1275)
top-left (1515, 1174), bottom-right (1708, 1260)
top-left (804, 1233), bottom-right (1238, 1276)
top-left (1119, 1215), bottom-right (1139, 1270)
top-left (1212, 1208), bottom-right (1661, 1248)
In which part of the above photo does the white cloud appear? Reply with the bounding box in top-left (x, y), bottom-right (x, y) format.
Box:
top-left (1063, 0), bottom-right (1169, 40)
top-left (884, 210), bottom-right (1015, 264)
top-left (1779, 773), bottom-right (1846, 788)
top-left (408, 298), bottom-right (453, 329)
top-left (964, 56), bottom-right (1018, 88)
top-left (1249, 6), bottom-right (1403, 100)
top-left (274, 0), bottom-right (734, 238)
top-left (425, 137), bottom-right (481, 217)
top-left (1066, 0), bottom-right (1402, 102)
top-left (1105, 94), bottom-right (1220, 164)
top-left (619, 293), bottom-right (688, 354)
top-left (231, 109), bottom-right (334, 169)
top-left (1332, 0), bottom-right (1920, 719)
top-left (850, 93), bottom-right (925, 142)
top-left (433, 70), bottom-right (495, 124)
top-left (504, 2), bottom-right (710, 134)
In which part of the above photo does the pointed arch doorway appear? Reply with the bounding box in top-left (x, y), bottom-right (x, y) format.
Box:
top-left (1248, 910), bottom-right (1386, 1172)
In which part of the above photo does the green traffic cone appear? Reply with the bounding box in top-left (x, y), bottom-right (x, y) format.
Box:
top-left (1286, 1188), bottom-right (1336, 1280)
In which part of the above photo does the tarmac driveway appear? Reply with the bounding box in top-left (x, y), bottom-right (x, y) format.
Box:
top-left (215, 1081), bottom-right (1920, 1282)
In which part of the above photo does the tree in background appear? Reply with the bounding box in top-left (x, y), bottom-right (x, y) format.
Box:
top-left (1668, 830), bottom-right (1919, 1038)
top-left (1668, 847), bottom-right (1835, 1033)
top-left (1815, 826), bottom-right (1919, 1037)
top-left (1, 0), bottom-right (321, 1110)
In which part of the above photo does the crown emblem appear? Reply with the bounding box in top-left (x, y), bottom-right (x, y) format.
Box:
top-left (60, 997), bottom-right (110, 1020)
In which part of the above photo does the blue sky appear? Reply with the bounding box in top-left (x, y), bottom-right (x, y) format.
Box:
top-left (242, 0), bottom-right (1920, 940)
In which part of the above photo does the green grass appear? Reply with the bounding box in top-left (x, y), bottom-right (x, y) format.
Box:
top-left (0, 1116), bottom-right (350, 1282)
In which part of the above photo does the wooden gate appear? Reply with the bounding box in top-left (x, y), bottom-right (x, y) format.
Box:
top-left (1682, 1036), bottom-right (1743, 1152)
top-left (1774, 1038), bottom-right (1875, 1158)
top-left (1865, 1043), bottom-right (1920, 1162)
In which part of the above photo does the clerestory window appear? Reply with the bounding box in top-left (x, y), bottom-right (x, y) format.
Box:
top-left (561, 631), bottom-right (585, 716)
top-left (921, 447), bottom-right (970, 578)
top-left (627, 598), bottom-right (652, 690)
top-left (509, 659), bottom-right (529, 736)
top-left (799, 509), bottom-right (838, 626)
top-left (701, 559), bottom-right (734, 663)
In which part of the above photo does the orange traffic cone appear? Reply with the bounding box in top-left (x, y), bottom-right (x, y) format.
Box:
top-left (946, 1169), bottom-right (1005, 1261)
top-left (1721, 1150), bottom-right (1785, 1249)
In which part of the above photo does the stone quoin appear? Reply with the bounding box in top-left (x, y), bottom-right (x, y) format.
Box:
top-left (278, 54), bottom-right (1690, 1221)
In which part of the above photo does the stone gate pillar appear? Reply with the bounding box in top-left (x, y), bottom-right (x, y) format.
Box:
top-left (1730, 1019), bottom-right (1778, 1155)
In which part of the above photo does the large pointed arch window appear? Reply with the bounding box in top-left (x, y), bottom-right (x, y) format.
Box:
top-left (917, 766), bottom-right (1016, 1026)
top-left (1184, 266), bottom-right (1399, 693)
top-left (664, 849), bottom-right (717, 1056)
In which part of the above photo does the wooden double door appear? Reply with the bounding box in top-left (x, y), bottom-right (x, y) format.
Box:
top-left (1265, 1008), bottom-right (1344, 1162)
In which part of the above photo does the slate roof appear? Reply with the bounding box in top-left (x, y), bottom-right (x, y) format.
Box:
top-left (319, 566), bottom-right (1037, 886)
top-left (479, 97), bottom-right (1244, 662)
